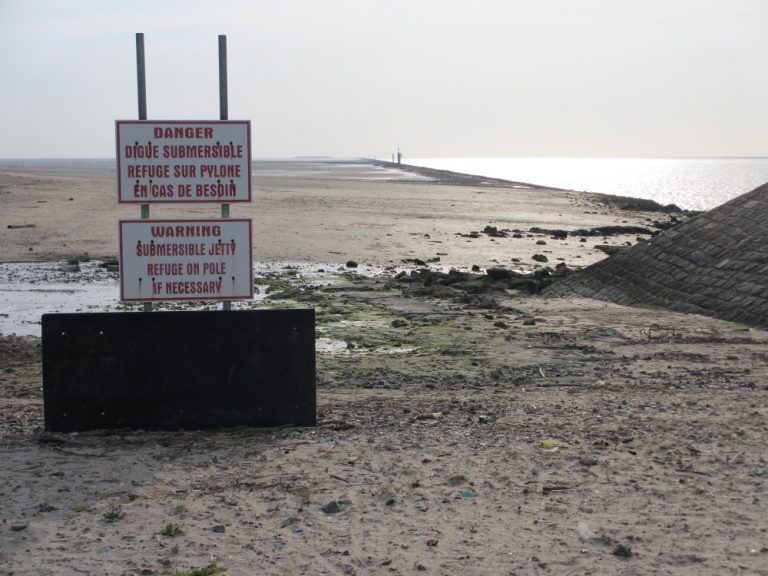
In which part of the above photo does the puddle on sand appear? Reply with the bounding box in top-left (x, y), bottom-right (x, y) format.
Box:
top-left (316, 337), bottom-right (350, 354)
top-left (0, 261), bottom-right (121, 337)
top-left (1, 261), bottom-right (268, 337)
top-left (0, 260), bottom-right (394, 337)
top-left (315, 336), bottom-right (416, 356)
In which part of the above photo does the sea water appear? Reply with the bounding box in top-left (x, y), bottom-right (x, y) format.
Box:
top-left (405, 157), bottom-right (768, 211)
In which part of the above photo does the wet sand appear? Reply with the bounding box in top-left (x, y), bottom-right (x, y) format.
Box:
top-left (1, 160), bottom-right (767, 575)
top-left (1, 159), bottom-right (659, 269)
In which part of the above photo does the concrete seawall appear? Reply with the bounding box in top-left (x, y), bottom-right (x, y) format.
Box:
top-left (545, 181), bottom-right (768, 328)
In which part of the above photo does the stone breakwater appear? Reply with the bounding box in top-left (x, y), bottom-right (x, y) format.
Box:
top-left (545, 182), bottom-right (768, 329)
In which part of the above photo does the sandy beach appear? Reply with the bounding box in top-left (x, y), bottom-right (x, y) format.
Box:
top-left (0, 159), bottom-right (668, 269)
top-left (1, 160), bottom-right (767, 575)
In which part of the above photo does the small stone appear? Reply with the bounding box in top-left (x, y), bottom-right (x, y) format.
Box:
top-left (613, 543), bottom-right (633, 558)
top-left (523, 318), bottom-right (536, 326)
top-left (446, 474), bottom-right (468, 487)
top-left (426, 539), bottom-right (439, 547)
top-left (536, 240), bottom-right (547, 245)
top-left (486, 267), bottom-right (510, 280)
top-left (385, 498), bottom-right (396, 507)
top-left (532, 254), bottom-right (548, 262)
top-left (483, 225), bottom-right (507, 237)
top-left (322, 500), bottom-right (342, 514)
top-left (345, 260), bottom-right (358, 268)
top-left (11, 524), bottom-right (27, 532)
top-left (579, 457), bottom-right (599, 466)
top-left (211, 524), bottom-right (226, 533)
top-left (416, 412), bottom-right (443, 421)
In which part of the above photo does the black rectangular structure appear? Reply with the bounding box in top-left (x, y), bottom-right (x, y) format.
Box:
top-left (42, 310), bottom-right (315, 432)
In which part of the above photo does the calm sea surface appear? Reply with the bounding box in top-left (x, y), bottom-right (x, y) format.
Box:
top-left (406, 157), bottom-right (768, 211)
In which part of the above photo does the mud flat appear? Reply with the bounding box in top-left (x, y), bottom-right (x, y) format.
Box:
top-left (0, 158), bottom-right (680, 269)
top-left (1, 160), bottom-right (766, 575)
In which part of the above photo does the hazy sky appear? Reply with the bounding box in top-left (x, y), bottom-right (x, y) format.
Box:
top-left (1, 0), bottom-right (766, 159)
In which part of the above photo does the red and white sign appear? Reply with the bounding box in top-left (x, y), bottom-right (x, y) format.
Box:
top-left (116, 121), bottom-right (251, 203)
top-left (119, 219), bottom-right (253, 302)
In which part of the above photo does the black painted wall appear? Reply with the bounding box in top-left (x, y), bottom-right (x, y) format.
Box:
top-left (42, 310), bottom-right (315, 432)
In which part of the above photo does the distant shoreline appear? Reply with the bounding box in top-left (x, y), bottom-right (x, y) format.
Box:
top-left (0, 156), bottom-right (692, 216)
top-left (371, 159), bottom-right (686, 214)
top-left (0, 158), bottom-right (680, 265)
top-left (0, 155), bottom-right (739, 211)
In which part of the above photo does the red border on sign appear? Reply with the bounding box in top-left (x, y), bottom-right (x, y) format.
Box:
top-left (118, 218), bottom-right (254, 302)
top-left (116, 120), bottom-right (252, 204)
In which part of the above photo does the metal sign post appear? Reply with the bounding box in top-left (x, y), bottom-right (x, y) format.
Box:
top-left (219, 35), bottom-right (232, 311)
top-left (123, 33), bottom-right (252, 313)
top-left (136, 33), bottom-right (152, 312)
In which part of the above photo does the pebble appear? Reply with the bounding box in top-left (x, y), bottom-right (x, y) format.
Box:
top-left (322, 500), bottom-right (342, 514)
top-left (613, 543), bottom-right (633, 558)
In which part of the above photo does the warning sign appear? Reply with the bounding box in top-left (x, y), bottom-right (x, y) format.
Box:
top-left (116, 121), bottom-right (251, 203)
top-left (119, 219), bottom-right (253, 302)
